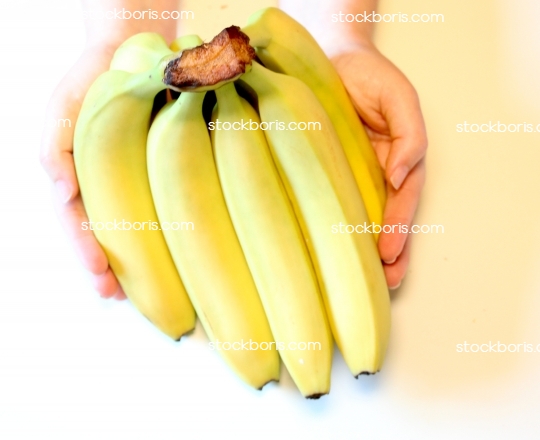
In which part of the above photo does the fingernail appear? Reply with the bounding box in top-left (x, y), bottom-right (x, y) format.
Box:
top-left (55, 180), bottom-right (72, 203)
top-left (384, 256), bottom-right (397, 265)
top-left (389, 281), bottom-right (402, 290)
top-left (390, 166), bottom-right (408, 190)
top-left (113, 286), bottom-right (126, 301)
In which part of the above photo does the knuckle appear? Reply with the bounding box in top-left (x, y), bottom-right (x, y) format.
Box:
top-left (419, 135), bottom-right (428, 154)
top-left (85, 255), bottom-right (108, 276)
top-left (39, 150), bottom-right (54, 172)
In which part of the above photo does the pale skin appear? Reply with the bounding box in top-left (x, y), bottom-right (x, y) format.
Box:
top-left (280, 0), bottom-right (427, 289)
top-left (40, 0), bottom-right (426, 299)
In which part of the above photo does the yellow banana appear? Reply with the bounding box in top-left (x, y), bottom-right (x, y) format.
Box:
top-left (110, 32), bottom-right (173, 73)
top-left (212, 83), bottom-right (332, 398)
top-left (170, 35), bottom-right (199, 53)
top-left (243, 7), bottom-right (386, 233)
top-left (74, 58), bottom-right (196, 340)
top-left (239, 62), bottom-right (391, 376)
top-left (146, 36), bottom-right (279, 390)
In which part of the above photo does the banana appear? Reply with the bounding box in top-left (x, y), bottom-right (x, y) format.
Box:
top-left (243, 7), bottom-right (386, 233)
top-left (212, 83), bottom-right (332, 398)
top-left (74, 57), bottom-right (196, 340)
top-left (163, 26), bottom-right (256, 93)
top-left (146, 36), bottom-right (279, 390)
top-left (170, 35), bottom-right (200, 53)
top-left (110, 32), bottom-right (173, 73)
top-left (239, 62), bottom-right (391, 376)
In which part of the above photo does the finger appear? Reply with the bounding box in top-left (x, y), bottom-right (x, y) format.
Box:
top-left (383, 235), bottom-right (412, 289)
top-left (382, 85), bottom-right (428, 190)
top-left (364, 128), bottom-right (392, 173)
top-left (113, 286), bottom-right (128, 301)
top-left (53, 190), bottom-right (125, 300)
top-left (39, 87), bottom-right (81, 203)
top-left (90, 268), bottom-right (124, 300)
top-left (52, 191), bottom-right (109, 276)
top-left (378, 159), bottom-right (425, 264)
top-left (53, 192), bottom-right (124, 299)
top-left (39, 49), bottom-right (106, 202)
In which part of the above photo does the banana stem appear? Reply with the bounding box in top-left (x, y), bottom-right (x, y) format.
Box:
top-left (214, 82), bottom-right (239, 111)
top-left (240, 61), bottom-right (273, 93)
top-left (163, 26), bottom-right (256, 92)
top-left (123, 60), bottom-right (170, 98)
top-left (174, 90), bottom-right (206, 115)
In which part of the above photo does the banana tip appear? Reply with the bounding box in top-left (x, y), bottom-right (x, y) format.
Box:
top-left (305, 392), bottom-right (328, 400)
top-left (257, 378), bottom-right (279, 391)
top-left (175, 327), bottom-right (196, 341)
top-left (355, 370), bottom-right (380, 379)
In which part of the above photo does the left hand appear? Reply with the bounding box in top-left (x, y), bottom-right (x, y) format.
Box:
top-left (40, 43), bottom-right (129, 301)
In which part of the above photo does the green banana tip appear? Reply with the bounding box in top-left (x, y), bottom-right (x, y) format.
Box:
top-left (163, 26), bottom-right (256, 92)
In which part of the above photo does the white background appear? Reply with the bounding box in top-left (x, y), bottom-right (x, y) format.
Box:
top-left (1, 0), bottom-right (540, 438)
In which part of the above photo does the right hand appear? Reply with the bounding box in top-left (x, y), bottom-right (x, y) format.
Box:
top-left (40, 43), bottom-right (127, 300)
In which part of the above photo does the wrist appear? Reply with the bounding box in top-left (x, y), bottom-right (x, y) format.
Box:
top-left (82, 39), bottom-right (120, 62)
top-left (84, 21), bottom-right (176, 51)
top-left (317, 28), bottom-right (376, 59)
top-left (82, 0), bottom-right (178, 49)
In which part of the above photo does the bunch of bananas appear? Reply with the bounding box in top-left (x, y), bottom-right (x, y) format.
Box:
top-left (74, 7), bottom-right (390, 399)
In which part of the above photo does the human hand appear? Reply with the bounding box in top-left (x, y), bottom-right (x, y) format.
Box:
top-left (40, 43), bottom-right (127, 300)
top-left (39, 1), bottom-right (179, 301)
top-left (330, 42), bottom-right (427, 289)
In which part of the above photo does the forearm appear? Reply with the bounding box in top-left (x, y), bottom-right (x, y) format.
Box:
top-left (278, 0), bottom-right (377, 55)
top-left (81, 0), bottom-right (178, 48)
